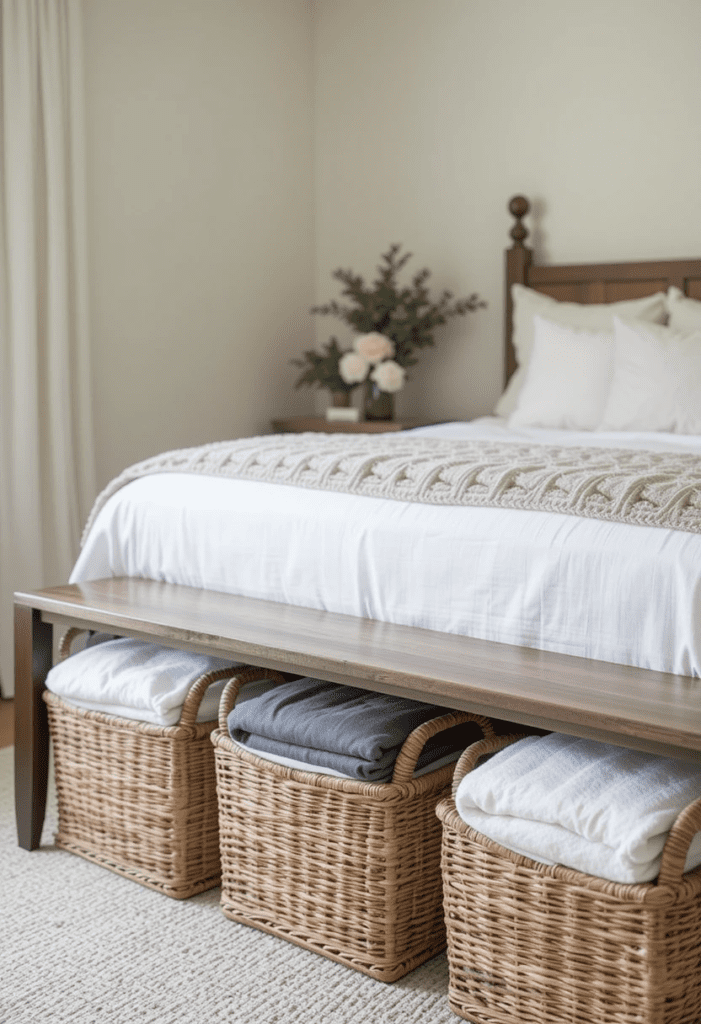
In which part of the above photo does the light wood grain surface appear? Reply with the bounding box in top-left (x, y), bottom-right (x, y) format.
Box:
top-left (15, 578), bottom-right (701, 762)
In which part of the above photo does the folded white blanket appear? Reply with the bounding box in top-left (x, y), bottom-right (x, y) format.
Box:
top-left (455, 733), bottom-right (701, 884)
top-left (45, 639), bottom-right (274, 727)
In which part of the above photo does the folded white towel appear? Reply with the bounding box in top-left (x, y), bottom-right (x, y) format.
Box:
top-left (45, 638), bottom-right (274, 727)
top-left (455, 733), bottom-right (701, 884)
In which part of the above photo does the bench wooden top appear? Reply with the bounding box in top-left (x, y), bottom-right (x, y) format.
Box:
top-left (16, 577), bottom-right (701, 762)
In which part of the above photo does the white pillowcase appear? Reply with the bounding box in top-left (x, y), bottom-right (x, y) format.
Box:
top-left (667, 285), bottom-right (701, 332)
top-left (599, 317), bottom-right (701, 434)
top-left (495, 285), bottom-right (667, 417)
top-left (508, 316), bottom-right (613, 430)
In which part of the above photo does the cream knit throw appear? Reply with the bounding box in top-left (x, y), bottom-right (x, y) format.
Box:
top-left (82, 433), bottom-right (701, 544)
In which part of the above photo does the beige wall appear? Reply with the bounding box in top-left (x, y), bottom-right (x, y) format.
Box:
top-left (314, 0), bottom-right (701, 422)
top-left (82, 0), bottom-right (701, 488)
top-left (82, 0), bottom-right (314, 488)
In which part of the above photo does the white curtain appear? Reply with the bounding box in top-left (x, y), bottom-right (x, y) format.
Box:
top-left (0, 0), bottom-right (95, 697)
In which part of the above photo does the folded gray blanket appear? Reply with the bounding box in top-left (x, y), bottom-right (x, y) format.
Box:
top-left (227, 677), bottom-right (482, 782)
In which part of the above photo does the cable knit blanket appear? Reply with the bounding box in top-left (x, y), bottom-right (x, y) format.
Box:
top-left (82, 433), bottom-right (701, 544)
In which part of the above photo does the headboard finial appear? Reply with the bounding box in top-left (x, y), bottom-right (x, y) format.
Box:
top-left (508, 195), bottom-right (530, 248)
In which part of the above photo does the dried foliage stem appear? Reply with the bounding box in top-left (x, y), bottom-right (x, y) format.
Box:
top-left (293, 244), bottom-right (485, 394)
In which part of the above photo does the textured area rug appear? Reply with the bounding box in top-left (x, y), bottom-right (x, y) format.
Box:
top-left (0, 748), bottom-right (455, 1023)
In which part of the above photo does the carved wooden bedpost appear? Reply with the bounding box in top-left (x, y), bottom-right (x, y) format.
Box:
top-left (505, 195), bottom-right (533, 385)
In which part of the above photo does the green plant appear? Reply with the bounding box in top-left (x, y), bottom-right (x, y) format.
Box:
top-left (291, 336), bottom-right (354, 393)
top-left (292, 244), bottom-right (486, 393)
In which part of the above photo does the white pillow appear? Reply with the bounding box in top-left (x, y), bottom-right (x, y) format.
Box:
top-left (495, 285), bottom-right (667, 417)
top-left (667, 285), bottom-right (701, 332)
top-left (599, 317), bottom-right (701, 434)
top-left (508, 316), bottom-right (613, 430)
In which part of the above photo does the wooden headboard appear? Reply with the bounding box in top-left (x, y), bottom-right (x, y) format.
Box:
top-left (504, 195), bottom-right (701, 384)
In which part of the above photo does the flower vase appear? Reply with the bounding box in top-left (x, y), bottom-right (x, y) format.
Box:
top-left (363, 380), bottom-right (394, 421)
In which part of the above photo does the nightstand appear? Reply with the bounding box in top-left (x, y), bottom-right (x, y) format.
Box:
top-left (271, 416), bottom-right (433, 434)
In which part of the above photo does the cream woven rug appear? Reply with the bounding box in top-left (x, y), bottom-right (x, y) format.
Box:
top-left (0, 747), bottom-right (455, 1023)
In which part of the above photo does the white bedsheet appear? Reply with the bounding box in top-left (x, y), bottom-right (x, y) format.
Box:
top-left (70, 417), bottom-right (701, 678)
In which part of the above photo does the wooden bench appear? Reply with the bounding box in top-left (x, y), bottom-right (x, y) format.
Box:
top-left (14, 576), bottom-right (701, 851)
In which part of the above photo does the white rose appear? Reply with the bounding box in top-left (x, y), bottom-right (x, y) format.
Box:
top-left (353, 332), bottom-right (395, 364)
top-left (370, 359), bottom-right (406, 393)
top-left (339, 350), bottom-right (369, 384)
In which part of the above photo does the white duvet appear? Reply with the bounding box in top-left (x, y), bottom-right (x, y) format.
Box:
top-left (71, 417), bottom-right (701, 678)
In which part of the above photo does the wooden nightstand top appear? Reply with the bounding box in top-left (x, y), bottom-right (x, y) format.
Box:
top-left (271, 416), bottom-right (434, 434)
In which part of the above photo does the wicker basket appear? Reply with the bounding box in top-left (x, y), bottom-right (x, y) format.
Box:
top-left (437, 734), bottom-right (701, 1024)
top-left (212, 672), bottom-right (494, 981)
top-left (44, 628), bottom-right (280, 899)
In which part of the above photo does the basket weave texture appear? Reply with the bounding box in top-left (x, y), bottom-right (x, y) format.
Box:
top-left (44, 629), bottom-right (273, 899)
top-left (437, 734), bottom-right (701, 1024)
top-left (212, 672), bottom-right (494, 982)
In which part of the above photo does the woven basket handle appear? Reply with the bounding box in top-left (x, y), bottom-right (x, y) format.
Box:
top-left (391, 712), bottom-right (494, 785)
top-left (217, 667), bottom-right (287, 732)
top-left (657, 795), bottom-right (701, 886)
top-left (180, 665), bottom-right (281, 727)
top-left (58, 627), bottom-right (87, 661)
top-left (450, 732), bottom-right (530, 799)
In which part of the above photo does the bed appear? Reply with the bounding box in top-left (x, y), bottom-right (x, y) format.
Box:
top-left (14, 195), bottom-right (701, 852)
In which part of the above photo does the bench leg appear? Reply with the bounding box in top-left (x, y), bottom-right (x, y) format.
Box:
top-left (14, 604), bottom-right (53, 850)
